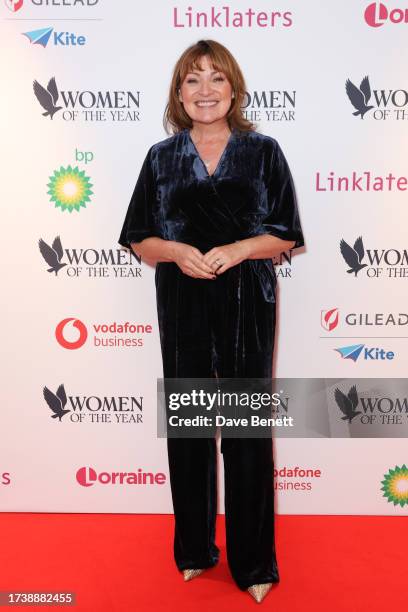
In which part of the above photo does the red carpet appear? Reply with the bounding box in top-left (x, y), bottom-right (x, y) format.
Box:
top-left (0, 513), bottom-right (405, 611)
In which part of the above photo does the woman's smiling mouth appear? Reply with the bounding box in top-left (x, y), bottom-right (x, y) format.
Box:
top-left (195, 100), bottom-right (219, 107)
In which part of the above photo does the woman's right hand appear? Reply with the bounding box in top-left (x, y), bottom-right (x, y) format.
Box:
top-left (171, 242), bottom-right (217, 279)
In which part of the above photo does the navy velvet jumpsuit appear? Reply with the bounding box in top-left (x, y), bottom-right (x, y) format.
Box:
top-left (118, 127), bottom-right (304, 590)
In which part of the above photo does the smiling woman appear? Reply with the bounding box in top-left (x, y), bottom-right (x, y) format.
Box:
top-left (118, 38), bottom-right (304, 604)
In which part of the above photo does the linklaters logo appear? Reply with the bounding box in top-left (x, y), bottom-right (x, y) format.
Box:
top-left (47, 165), bottom-right (93, 212)
top-left (340, 235), bottom-right (408, 278)
top-left (381, 465), bottom-right (408, 507)
top-left (345, 74), bottom-right (408, 120)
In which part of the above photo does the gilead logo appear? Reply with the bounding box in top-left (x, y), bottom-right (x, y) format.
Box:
top-left (55, 317), bottom-right (88, 349)
top-left (76, 466), bottom-right (166, 487)
top-left (5, 0), bottom-right (23, 12)
top-left (365, 2), bottom-right (408, 26)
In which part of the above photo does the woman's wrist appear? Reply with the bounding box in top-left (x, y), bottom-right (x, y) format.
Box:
top-left (164, 240), bottom-right (181, 262)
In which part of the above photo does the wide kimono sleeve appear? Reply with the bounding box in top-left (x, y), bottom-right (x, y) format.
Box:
top-left (261, 140), bottom-right (304, 249)
top-left (118, 146), bottom-right (158, 249)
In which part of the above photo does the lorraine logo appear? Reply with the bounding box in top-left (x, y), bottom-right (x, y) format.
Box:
top-left (321, 307), bottom-right (339, 331)
top-left (38, 236), bottom-right (67, 275)
top-left (334, 385), bottom-right (361, 423)
top-left (22, 27), bottom-right (86, 47)
top-left (55, 318), bottom-right (88, 350)
top-left (76, 467), bottom-right (166, 487)
top-left (43, 384), bottom-right (70, 421)
top-left (340, 236), bottom-right (367, 276)
top-left (345, 76), bottom-right (374, 119)
top-left (5, 0), bottom-right (23, 11)
top-left (47, 165), bottom-right (93, 212)
top-left (365, 2), bottom-right (408, 27)
top-left (381, 465), bottom-right (408, 507)
top-left (334, 343), bottom-right (395, 361)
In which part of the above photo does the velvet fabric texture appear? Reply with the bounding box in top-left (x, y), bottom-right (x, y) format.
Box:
top-left (118, 127), bottom-right (304, 590)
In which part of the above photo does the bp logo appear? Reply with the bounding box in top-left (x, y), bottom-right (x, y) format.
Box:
top-left (381, 464), bottom-right (408, 507)
top-left (47, 165), bottom-right (93, 212)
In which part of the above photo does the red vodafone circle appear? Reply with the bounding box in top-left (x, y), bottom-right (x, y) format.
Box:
top-left (55, 318), bottom-right (88, 349)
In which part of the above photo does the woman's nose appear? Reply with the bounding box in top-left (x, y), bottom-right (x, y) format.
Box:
top-left (198, 80), bottom-right (212, 95)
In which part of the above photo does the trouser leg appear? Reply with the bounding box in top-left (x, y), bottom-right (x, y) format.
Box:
top-left (160, 273), bottom-right (220, 570)
top-left (167, 435), bottom-right (219, 569)
top-left (213, 268), bottom-right (280, 589)
top-left (221, 435), bottom-right (279, 590)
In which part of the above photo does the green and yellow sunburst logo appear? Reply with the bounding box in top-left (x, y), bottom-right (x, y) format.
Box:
top-left (381, 464), bottom-right (408, 507)
top-left (47, 165), bottom-right (93, 212)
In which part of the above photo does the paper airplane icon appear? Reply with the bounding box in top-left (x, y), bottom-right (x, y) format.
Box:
top-left (22, 27), bottom-right (53, 47)
top-left (334, 344), bottom-right (365, 362)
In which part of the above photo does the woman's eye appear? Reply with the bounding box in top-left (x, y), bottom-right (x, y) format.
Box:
top-left (214, 76), bottom-right (225, 82)
top-left (186, 78), bottom-right (198, 84)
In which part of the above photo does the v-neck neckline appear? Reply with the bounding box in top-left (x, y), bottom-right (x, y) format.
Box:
top-left (186, 127), bottom-right (235, 179)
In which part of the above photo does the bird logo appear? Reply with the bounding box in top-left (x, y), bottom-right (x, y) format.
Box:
top-left (33, 77), bottom-right (62, 119)
top-left (43, 384), bottom-right (71, 421)
top-left (334, 385), bottom-right (362, 423)
top-left (345, 75), bottom-right (374, 118)
top-left (38, 236), bottom-right (67, 275)
top-left (340, 236), bottom-right (367, 276)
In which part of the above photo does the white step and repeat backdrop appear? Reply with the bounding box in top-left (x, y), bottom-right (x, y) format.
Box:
top-left (2, 0), bottom-right (408, 514)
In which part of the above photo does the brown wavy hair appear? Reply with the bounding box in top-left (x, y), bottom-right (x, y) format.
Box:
top-left (163, 39), bottom-right (255, 135)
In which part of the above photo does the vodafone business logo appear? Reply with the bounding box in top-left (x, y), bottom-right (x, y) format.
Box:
top-left (365, 2), bottom-right (408, 26)
top-left (55, 318), bottom-right (88, 349)
top-left (55, 318), bottom-right (152, 349)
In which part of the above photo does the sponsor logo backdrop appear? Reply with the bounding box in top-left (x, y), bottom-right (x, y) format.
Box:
top-left (1, 0), bottom-right (407, 514)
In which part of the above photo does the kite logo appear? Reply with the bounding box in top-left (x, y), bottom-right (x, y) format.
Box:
top-left (22, 27), bottom-right (86, 47)
top-left (334, 385), bottom-right (361, 423)
top-left (5, 0), bottom-right (23, 11)
top-left (55, 318), bottom-right (88, 350)
top-left (334, 343), bottom-right (395, 361)
top-left (47, 165), bottom-right (93, 212)
top-left (381, 465), bottom-right (408, 507)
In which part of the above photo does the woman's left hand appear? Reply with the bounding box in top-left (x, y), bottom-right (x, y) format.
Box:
top-left (202, 241), bottom-right (251, 275)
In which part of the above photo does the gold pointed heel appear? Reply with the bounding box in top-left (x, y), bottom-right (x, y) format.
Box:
top-left (247, 583), bottom-right (273, 603)
top-left (183, 568), bottom-right (206, 581)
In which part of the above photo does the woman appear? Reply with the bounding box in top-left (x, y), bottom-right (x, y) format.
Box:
top-left (118, 39), bottom-right (304, 603)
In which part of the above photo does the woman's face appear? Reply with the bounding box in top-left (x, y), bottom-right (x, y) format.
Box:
top-left (178, 54), bottom-right (233, 126)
